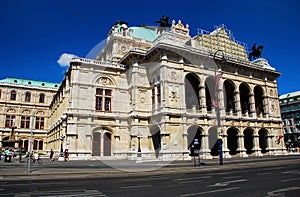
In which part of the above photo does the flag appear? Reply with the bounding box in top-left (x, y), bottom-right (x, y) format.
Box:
top-left (275, 135), bottom-right (283, 144)
top-left (212, 73), bottom-right (223, 108)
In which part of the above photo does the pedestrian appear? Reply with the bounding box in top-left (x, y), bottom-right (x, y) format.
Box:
top-left (64, 149), bottom-right (69, 161)
top-left (50, 149), bottom-right (54, 162)
top-left (33, 151), bottom-right (39, 163)
top-left (4, 148), bottom-right (9, 162)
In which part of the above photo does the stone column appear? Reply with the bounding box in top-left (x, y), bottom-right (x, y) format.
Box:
top-left (237, 133), bottom-right (248, 157)
top-left (249, 90), bottom-right (256, 118)
top-left (234, 90), bottom-right (241, 117)
top-left (202, 126), bottom-right (212, 159)
top-left (199, 80), bottom-right (207, 114)
top-left (218, 88), bottom-right (225, 118)
top-left (253, 134), bottom-right (263, 156)
top-left (223, 133), bottom-right (231, 158)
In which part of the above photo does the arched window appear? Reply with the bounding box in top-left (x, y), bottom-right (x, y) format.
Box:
top-left (39, 93), bottom-right (45, 103)
top-left (10, 90), bottom-right (17, 100)
top-left (33, 140), bottom-right (38, 150)
top-left (25, 92), bottom-right (31, 102)
top-left (38, 140), bottom-right (43, 150)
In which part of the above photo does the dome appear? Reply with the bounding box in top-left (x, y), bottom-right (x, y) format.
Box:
top-left (127, 26), bottom-right (157, 42)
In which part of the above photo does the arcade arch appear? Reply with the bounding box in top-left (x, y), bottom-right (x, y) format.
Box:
top-left (227, 127), bottom-right (238, 155)
top-left (239, 83), bottom-right (251, 114)
top-left (244, 128), bottom-right (254, 154)
top-left (254, 85), bottom-right (265, 115)
top-left (150, 125), bottom-right (161, 158)
top-left (185, 73), bottom-right (200, 110)
top-left (223, 80), bottom-right (236, 113)
top-left (258, 128), bottom-right (268, 154)
top-left (187, 125), bottom-right (203, 149)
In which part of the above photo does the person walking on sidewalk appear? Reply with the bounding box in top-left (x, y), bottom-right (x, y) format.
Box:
top-left (50, 149), bottom-right (54, 162)
top-left (64, 149), bottom-right (69, 161)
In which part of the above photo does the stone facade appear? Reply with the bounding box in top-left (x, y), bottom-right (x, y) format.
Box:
top-left (0, 19), bottom-right (286, 160)
top-left (46, 20), bottom-right (285, 160)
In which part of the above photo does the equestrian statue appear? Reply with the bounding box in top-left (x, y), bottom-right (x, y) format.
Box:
top-left (248, 43), bottom-right (263, 61)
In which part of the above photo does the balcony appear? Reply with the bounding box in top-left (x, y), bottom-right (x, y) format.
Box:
top-left (71, 58), bottom-right (126, 70)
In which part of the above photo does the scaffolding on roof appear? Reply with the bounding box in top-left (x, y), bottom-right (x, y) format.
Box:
top-left (196, 24), bottom-right (248, 61)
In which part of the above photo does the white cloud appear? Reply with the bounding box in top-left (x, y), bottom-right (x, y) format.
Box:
top-left (57, 53), bottom-right (78, 67)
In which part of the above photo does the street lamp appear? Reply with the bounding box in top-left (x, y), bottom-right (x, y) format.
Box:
top-left (137, 132), bottom-right (142, 163)
top-left (213, 49), bottom-right (226, 165)
top-left (60, 135), bottom-right (65, 157)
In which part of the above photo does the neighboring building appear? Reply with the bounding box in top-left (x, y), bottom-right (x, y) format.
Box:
top-left (0, 77), bottom-right (59, 152)
top-left (279, 91), bottom-right (300, 147)
top-left (1, 19), bottom-right (286, 160)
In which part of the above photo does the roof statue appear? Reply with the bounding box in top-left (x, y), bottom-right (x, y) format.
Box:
top-left (155, 16), bottom-right (171, 27)
top-left (249, 43), bottom-right (263, 61)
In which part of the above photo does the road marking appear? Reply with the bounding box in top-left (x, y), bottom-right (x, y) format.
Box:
top-left (267, 187), bottom-right (300, 196)
top-left (174, 176), bottom-right (211, 181)
top-left (123, 176), bottom-right (168, 182)
top-left (209, 179), bottom-right (247, 187)
top-left (258, 172), bottom-right (273, 175)
top-left (281, 170), bottom-right (300, 175)
top-left (262, 167), bottom-right (285, 171)
top-left (281, 177), bottom-right (300, 182)
top-left (180, 187), bottom-right (239, 196)
top-left (120, 184), bottom-right (152, 189)
top-left (179, 180), bottom-right (203, 184)
top-left (223, 176), bottom-right (242, 179)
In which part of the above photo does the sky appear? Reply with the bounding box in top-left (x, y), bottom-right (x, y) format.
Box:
top-left (0, 0), bottom-right (299, 95)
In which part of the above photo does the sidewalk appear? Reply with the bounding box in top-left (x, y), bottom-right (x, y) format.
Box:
top-left (0, 155), bottom-right (299, 180)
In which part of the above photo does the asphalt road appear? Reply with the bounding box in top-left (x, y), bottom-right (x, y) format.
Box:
top-left (0, 156), bottom-right (300, 196)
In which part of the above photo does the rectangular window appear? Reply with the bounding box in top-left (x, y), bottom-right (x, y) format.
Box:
top-left (35, 117), bottom-right (44, 129)
top-left (95, 97), bottom-right (102, 111)
top-left (25, 93), bottom-right (31, 102)
top-left (152, 87), bottom-right (155, 110)
top-left (157, 85), bottom-right (161, 106)
top-left (10, 91), bottom-right (16, 100)
top-left (5, 115), bottom-right (16, 128)
top-left (95, 88), bottom-right (112, 111)
top-left (21, 116), bottom-right (30, 129)
top-left (105, 97), bottom-right (111, 111)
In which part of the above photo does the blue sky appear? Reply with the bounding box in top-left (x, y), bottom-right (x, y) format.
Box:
top-left (1, 0), bottom-right (299, 95)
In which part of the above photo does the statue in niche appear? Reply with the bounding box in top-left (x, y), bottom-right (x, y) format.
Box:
top-left (248, 43), bottom-right (263, 61)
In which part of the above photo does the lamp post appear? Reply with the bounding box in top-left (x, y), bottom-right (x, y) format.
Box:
top-left (137, 132), bottom-right (142, 163)
top-left (60, 135), bottom-right (65, 157)
top-left (213, 49), bottom-right (226, 165)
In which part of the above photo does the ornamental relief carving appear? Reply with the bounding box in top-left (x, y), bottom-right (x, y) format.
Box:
top-left (36, 111), bottom-right (45, 116)
top-left (169, 71), bottom-right (178, 81)
top-left (7, 108), bottom-right (16, 113)
top-left (96, 77), bottom-right (114, 86)
top-left (22, 109), bottom-right (30, 114)
top-left (169, 86), bottom-right (179, 103)
top-left (139, 90), bottom-right (147, 103)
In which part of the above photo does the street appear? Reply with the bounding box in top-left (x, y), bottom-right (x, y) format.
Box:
top-left (0, 156), bottom-right (299, 196)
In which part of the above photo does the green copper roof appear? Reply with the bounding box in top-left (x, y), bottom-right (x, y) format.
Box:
top-left (127, 26), bottom-right (157, 42)
top-left (279, 91), bottom-right (300, 100)
top-left (0, 77), bottom-right (60, 88)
